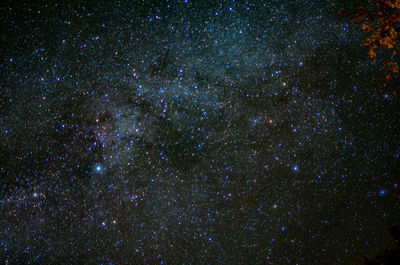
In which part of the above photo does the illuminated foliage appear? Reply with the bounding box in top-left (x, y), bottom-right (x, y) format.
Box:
top-left (340, 0), bottom-right (400, 85)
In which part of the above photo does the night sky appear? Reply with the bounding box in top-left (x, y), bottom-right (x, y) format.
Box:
top-left (1, 0), bottom-right (400, 264)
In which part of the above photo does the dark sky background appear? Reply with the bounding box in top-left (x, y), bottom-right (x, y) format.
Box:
top-left (1, 0), bottom-right (399, 264)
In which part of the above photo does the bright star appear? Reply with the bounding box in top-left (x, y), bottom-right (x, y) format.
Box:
top-left (95, 165), bottom-right (102, 172)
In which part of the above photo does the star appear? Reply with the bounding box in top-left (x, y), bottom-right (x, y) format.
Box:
top-left (95, 165), bottom-right (102, 173)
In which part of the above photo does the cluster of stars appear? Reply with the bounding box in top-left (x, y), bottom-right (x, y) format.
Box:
top-left (0, 0), bottom-right (398, 264)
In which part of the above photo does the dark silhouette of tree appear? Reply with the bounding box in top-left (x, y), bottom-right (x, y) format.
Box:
top-left (340, 0), bottom-right (400, 87)
top-left (350, 225), bottom-right (400, 265)
top-left (364, 225), bottom-right (400, 264)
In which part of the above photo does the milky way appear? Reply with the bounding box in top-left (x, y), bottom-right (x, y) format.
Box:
top-left (1, 1), bottom-right (399, 264)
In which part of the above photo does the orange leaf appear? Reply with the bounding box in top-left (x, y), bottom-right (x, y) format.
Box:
top-left (369, 49), bottom-right (376, 58)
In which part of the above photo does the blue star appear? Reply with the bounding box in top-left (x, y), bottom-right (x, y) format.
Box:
top-left (95, 165), bottom-right (102, 173)
top-left (293, 165), bottom-right (298, 171)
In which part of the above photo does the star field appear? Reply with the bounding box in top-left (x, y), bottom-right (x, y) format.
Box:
top-left (1, 0), bottom-right (399, 264)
